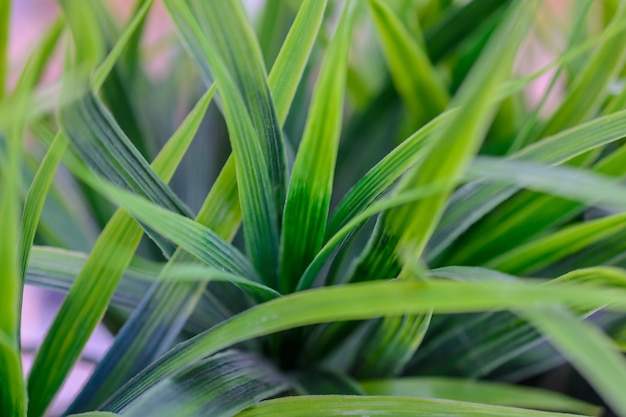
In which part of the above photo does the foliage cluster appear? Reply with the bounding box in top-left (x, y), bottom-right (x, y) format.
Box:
top-left (3, 0), bottom-right (626, 416)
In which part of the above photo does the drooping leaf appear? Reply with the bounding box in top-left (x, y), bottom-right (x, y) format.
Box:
top-left (234, 395), bottom-right (587, 417)
top-left (100, 277), bottom-right (626, 410)
top-left (360, 377), bottom-right (601, 416)
top-left (521, 307), bottom-right (626, 417)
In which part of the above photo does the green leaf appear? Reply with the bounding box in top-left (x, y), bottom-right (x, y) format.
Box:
top-left (235, 395), bottom-right (587, 417)
top-left (20, 132), bottom-right (67, 279)
top-left (268, 0), bottom-right (327, 125)
top-left (360, 378), bottom-right (601, 416)
top-left (189, 0), bottom-right (288, 213)
top-left (26, 84), bottom-right (216, 417)
top-left (428, 109), bottom-right (626, 262)
top-left (60, 92), bottom-right (192, 255)
top-left (279, 1), bottom-right (355, 292)
top-left (538, 1), bottom-right (626, 139)
top-left (466, 157), bottom-right (626, 212)
top-left (0, 0), bottom-right (10, 99)
top-left (486, 212), bottom-right (626, 275)
top-left (25, 246), bottom-right (150, 311)
top-left (90, 0), bottom-right (155, 91)
top-left (58, 0), bottom-right (106, 70)
top-left (100, 278), bottom-right (626, 410)
top-left (368, 0), bottom-right (448, 128)
top-left (521, 308), bottom-right (626, 417)
top-left (331, 0), bottom-right (536, 378)
top-left (325, 111), bottom-right (447, 240)
top-left (385, 0), bottom-right (537, 267)
top-left (71, 0), bottom-right (325, 407)
top-left (0, 7), bottom-right (31, 414)
top-left (120, 350), bottom-right (289, 416)
top-left (164, 0), bottom-right (280, 283)
top-left (409, 267), bottom-right (626, 380)
top-left (64, 159), bottom-right (252, 413)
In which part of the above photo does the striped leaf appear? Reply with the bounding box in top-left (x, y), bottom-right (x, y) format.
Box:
top-left (119, 350), bottom-right (289, 416)
top-left (360, 377), bottom-right (601, 416)
top-left (27, 55), bottom-right (215, 417)
top-left (368, 0), bottom-right (448, 128)
top-left (235, 395), bottom-right (587, 417)
top-left (100, 278), bottom-right (626, 411)
top-left (279, 1), bottom-right (355, 292)
top-left (69, 1), bottom-right (329, 409)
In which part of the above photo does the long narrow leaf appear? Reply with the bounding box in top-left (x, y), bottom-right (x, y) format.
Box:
top-left (120, 350), bottom-right (289, 416)
top-left (521, 308), bottom-right (626, 417)
top-left (360, 377), bottom-right (601, 416)
top-left (235, 395), bottom-right (586, 417)
top-left (27, 83), bottom-right (216, 417)
top-left (100, 278), bottom-right (626, 411)
top-left (279, 1), bottom-right (355, 292)
top-left (368, 0), bottom-right (448, 128)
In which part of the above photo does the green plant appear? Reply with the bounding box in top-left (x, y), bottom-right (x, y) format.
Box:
top-left (3, 0), bottom-right (626, 416)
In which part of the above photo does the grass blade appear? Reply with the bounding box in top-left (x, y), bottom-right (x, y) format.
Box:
top-left (121, 350), bottom-right (289, 416)
top-left (360, 377), bottom-right (601, 416)
top-left (100, 277), bottom-right (626, 411)
top-left (235, 395), bottom-right (587, 417)
top-left (279, 1), bottom-right (355, 292)
top-left (20, 133), bottom-right (67, 279)
top-left (521, 308), bottom-right (626, 417)
top-left (0, 85), bottom-right (27, 417)
top-left (268, 0), bottom-right (327, 125)
top-left (26, 83), bottom-right (216, 417)
top-left (368, 0), bottom-right (448, 128)
top-left (164, 1), bottom-right (280, 283)
top-left (428, 109), bottom-right (626, 262)
top-left (486, 212), bottom-right (626, 275)
top-left (189, 0), bottom-right (288, 213)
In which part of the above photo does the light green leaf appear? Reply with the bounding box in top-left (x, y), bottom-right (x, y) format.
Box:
top-left (428, 110), bottom-right (626, 262)
top-left (279, 1), bottom-right (355, 292)
top-left (189, 0), bottom-right (288, 213)
top-left (486, 212), bottom-right (626, 275)
top-left (20, 132), bottom-right (67, 279)
top-left (164, 0), bottom-right (280, 283)
top-left (368, 0), bottom-right (448, 127)
top-left (235, 395), bottom-right (587, 417)
top-left (467, 157), bottom-right (626, 211)
top-left (268, 0), bottom-right (327, 124)
top-left (360, 378), bottom-right (601, 416)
